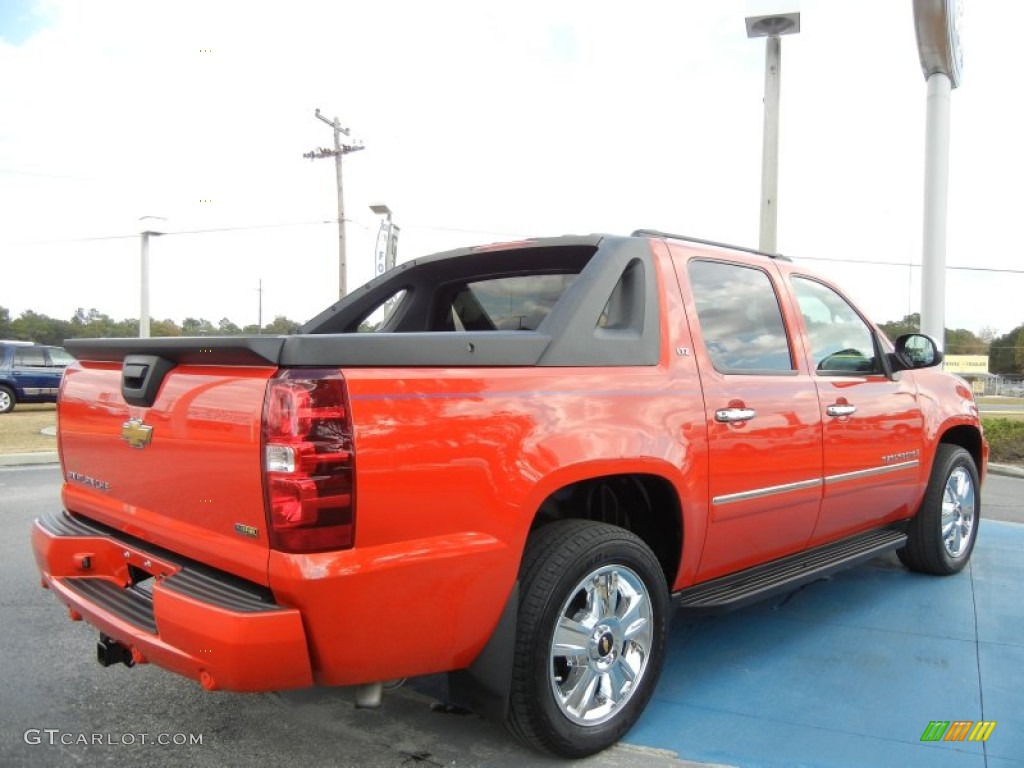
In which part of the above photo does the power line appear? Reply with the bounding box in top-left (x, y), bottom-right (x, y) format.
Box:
top-left (171, 220), bottom-right (335, 236)
top-left (0, 219), bottom-right (526, 248)
top-left (797, 255), bottom-right (1024, 275)
top-left (941, 264), bottom-right (1024, 275)
top-left (401, 222), bottom-right (532, 239)
top-left (0, 219), bottom-right (337, 247)
top-left (5, 220), bottom-right (1024, 278)
top-left (0, 167), bottom-right (94, 180)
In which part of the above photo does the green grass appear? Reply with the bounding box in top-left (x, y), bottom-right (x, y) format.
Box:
top-left (982, 418), bottom-right (1024, 465)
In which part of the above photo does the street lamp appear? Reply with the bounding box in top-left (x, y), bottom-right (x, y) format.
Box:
top-left (745, 11), bottom-right (800, 254)
top-left (913, 0), bottom-right (963, 352)
top-left (138, 216), bottom-right (167, 338)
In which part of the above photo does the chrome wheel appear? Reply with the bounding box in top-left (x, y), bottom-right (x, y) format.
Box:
top-left (941, 466), bottom-right (976, 558)
top-left (549, 564), bottom-right (653, 727)
top-left (0, 387), bottom-right (13, 414)
top-left (507, 520), bottom-right (668, 757)
top-left (899, 445), bottom-right (980, 575)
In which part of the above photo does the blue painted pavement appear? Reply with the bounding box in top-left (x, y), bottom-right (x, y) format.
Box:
top-left (627, 520), bottom-right (1023, 767)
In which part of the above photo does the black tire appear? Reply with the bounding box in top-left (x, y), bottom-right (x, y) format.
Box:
top-left (506, 520), bottom-right (669, 758)
top-left (0, 386), bottom-right (15, 414)
top-left (898, 445), bottom-right (980, 575)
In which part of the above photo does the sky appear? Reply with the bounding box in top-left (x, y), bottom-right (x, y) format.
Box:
top-left (1, 0), bottom-right (1022, 337)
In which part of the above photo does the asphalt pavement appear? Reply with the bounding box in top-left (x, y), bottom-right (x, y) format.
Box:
top-left (3, 459), bottom-right (1022, 767)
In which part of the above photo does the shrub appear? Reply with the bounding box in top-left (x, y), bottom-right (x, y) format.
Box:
top-left (982, 418), bottom-right (1024, 464)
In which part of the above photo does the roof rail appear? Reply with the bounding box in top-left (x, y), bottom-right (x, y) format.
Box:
top-left (630, 229), bottom-right (791, 262)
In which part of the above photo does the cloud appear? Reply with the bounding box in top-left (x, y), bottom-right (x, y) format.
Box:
top-left (1, 0), bottom-right (1022, 335)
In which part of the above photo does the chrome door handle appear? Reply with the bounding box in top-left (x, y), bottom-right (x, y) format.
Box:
top-left (715, 408), bottom-right (757, 423)
top-left (826, 404), bottom-right (857, 417)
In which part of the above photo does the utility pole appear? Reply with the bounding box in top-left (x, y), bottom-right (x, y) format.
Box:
top-left (305, 109), bottom-right (365, 299)
top-left (257, 278), bottom-right (263, 334)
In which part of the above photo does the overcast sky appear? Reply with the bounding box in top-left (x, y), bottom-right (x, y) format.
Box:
top-left (1, 0), bottom-right (1021, 336)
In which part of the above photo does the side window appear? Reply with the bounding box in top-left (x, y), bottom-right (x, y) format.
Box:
top-left (792, 277), bottom-right (879, 374)
top-left (688, 260), bottom-right (794, 374)
top-left (45, 347), bottom-right (75, 367)
top-left (14, 347), bottom-right (46, 367)
top-left (598, 259), bottom-right (644, 333)
top-left (357, 289), bottom-right (408, 332)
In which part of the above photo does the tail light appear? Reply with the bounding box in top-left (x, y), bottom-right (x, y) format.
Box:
top-left (262, 369), bottom-right (355, 553)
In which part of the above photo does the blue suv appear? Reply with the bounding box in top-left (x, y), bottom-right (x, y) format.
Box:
top-left (0, 342), bottom-right (75, 414)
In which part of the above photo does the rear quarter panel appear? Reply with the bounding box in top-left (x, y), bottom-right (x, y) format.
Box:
top-left (268, 364), bottom-right (708, 685)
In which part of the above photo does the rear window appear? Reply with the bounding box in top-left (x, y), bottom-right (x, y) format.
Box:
top-left (303, 242), bottom-right (599, 335)
top-left (443, 274), bottom-right (577, 331)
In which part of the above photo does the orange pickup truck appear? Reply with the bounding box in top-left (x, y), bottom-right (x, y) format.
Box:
top-left (32, 231), bottom-right (986, 757)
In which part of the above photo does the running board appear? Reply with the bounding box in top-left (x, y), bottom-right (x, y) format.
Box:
top-left (673, 527), bottom-right (907, 614)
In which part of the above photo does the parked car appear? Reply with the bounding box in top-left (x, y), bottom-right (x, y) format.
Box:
top-left (0, 341), bottom-right (75, 413)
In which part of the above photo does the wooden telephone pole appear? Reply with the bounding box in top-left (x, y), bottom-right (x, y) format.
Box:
top-left (305, 109), bottom-right (365, 298)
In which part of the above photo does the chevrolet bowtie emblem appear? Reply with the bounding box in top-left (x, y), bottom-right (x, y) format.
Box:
top-left (121, 418), bottom-right (154, 449)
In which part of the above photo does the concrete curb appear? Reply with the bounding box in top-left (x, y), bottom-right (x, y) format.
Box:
top-left (0, 452), bottom-right (59, 467)
top-left (989, 462), bottom-right (1024, 479)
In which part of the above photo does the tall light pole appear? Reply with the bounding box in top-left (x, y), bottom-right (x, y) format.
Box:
top-left (745, 12), bottom-right (800, 254)
top-left (138, 216), bottom-right (166, 338)
top-left (256, 278), bottom-right (263, 334)
top-left (914, 0), bottom-right (963, 352)
top-left (305, 109), bottom-right (365, 299)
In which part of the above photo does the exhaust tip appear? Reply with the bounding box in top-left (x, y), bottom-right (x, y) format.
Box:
top-left (355, 682), bottom-right (383, 709)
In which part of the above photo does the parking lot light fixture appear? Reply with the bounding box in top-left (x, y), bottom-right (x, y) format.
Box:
top-left (138, 216), bottom-right (167, 338)
top-left (369, 204), bottom-right (399, 276)
top-left (745, 12), bottom-right (801, 254)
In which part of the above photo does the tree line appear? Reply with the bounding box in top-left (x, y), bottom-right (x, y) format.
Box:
top-left (877, 312), bottom-right (1024, 374)
top-left (0, 306), bottom-right (301, 346)
top-left (876, 313), bottom-right (993, 356)
top-left (5, 305), bottom-right (1024, 375)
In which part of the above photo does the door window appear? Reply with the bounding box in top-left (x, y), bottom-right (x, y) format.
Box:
top-left (688, 260), bottom-right (793, 374)
top-left (14, 347), bottom-right (46, 366)
top-left (792, 277), bottom-right (880, 374)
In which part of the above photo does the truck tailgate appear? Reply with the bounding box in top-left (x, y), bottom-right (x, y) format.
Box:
top-left (58, 360), bottom-right (276, 586)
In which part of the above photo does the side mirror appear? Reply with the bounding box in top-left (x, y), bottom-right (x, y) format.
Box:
top-left (890, 333), bottom-right (944, 371)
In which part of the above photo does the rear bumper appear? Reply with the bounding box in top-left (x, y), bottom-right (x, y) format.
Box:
top-left (32, 510), bottom-right (313, 692)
